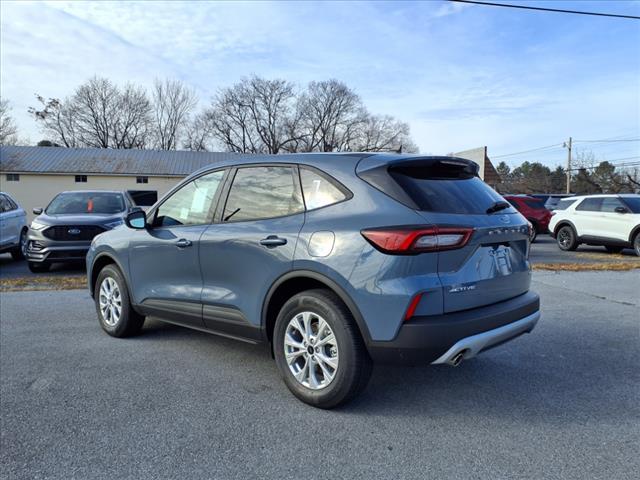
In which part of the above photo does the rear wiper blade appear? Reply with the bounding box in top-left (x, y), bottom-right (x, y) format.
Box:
top-left (486, 201), bottom-right (511, 214)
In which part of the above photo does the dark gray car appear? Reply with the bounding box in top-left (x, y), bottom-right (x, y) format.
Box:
top-left (26, 190), bottom-right (135, 272)
top-left (87, 154), bottom-right (540, 408)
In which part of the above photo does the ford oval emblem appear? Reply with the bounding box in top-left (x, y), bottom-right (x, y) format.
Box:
top-left (68, 228), bottom-right (81, 235)
top-left (499, 215), bottom-right (510, 224)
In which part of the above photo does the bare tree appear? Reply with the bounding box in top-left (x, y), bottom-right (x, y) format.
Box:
top-left (0, 99), bottom-right (19, 145)
top-left (29, 96), bottom-right (79, 147)
top-left (352, 114), bottom-right (418, 153)
top-left (152, 79), bottom-right (197, 150)
top-left (298, 80), bottom-right (364, 152)
top-left (206, 76), bottom-right (300, 154)
top-left (30, 76), bottom-right (152, 149)
top-left (183, 111), bottom-right (215, 151)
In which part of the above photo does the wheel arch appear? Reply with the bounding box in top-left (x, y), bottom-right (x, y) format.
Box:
top-left (629, 224), bottom-right (640, 243)
top-left (90, 253), bottom-right (128, 298)
top-left (554, 219), bottom-right (577, 236)
top-left (262, 270), bottom-right (372, 346)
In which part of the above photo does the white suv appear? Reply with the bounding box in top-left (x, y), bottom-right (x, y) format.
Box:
top-left (549, 194), bottom-right (640, 256)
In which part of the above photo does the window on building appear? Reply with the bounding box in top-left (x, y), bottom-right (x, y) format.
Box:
top-left (136, 176), bottom-right (149, 184)
top-left (75, 175), bottom-right (88, 183)
top-left (6, 174), bottom-right (20, 182)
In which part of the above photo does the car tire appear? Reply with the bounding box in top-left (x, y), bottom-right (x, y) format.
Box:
top-left (94, 264), bottom-right (145, 338)
top-left (529, 222), bottom-right (538, 243)
top-left (556, 225), bottom-right (578, 251)
top-left (605, 246), bottom-right (624, 254)
top-left (633, 233), bottom-right (640, 257)
top-left (10, 229), bottom-right (27, 261)
top-left (28, 261), bottom-right (50, 273)
top-left (273, 289), bottom-right (372, 409)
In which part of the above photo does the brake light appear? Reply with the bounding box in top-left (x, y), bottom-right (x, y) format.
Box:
top-left (361, 226), bottom-right (473, 254)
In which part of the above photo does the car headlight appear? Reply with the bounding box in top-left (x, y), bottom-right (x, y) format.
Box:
top-left (104, 219), bottom-right (124, 229)
top-left (30, 221), bottom-right (48, 230)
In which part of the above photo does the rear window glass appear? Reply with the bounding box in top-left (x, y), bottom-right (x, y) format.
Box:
top-left (389, 169), bottom-right (510, 215)
top-left (46, 192), bottom-right (125, 215)
top-left (300, 168), bottom-right (347, 210)
top-left (622, 197), bottom-right (640, 213)
top-left (524, 199), bottom-right (546, 210)
top-left (576, 198), bottom-right (603, 212)
top-left (553, 198), bottom-right (576, 210)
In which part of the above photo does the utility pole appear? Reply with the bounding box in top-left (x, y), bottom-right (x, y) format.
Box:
top-left (564, 137), bottom-right (572, 193)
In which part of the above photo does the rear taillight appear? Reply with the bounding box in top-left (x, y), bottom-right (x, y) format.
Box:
top-left (361, 226), bottom-right (473, 254)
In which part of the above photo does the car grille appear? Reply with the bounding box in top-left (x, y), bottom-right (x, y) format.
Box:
top-left (42, 225), bottom-right (106, 241)
top-left (47, 250), bottom-right (88, 259)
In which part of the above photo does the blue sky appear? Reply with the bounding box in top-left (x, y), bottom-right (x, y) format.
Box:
top-left (1, 0), bottom-right (639, 167)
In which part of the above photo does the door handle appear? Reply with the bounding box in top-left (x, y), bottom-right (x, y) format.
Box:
top-left (260, 235), bottom-right (287, 248)
top-left (175, 238), bottom-right (193, 248)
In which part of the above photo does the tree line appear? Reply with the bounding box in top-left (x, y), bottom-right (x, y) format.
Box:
top-left (2, 75), bottom-right (417, 154)
top-left (495, 151), bottom-right (639, 194)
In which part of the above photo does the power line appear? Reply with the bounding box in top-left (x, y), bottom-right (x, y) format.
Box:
top-left (574, 138), bottom-right (640, 143)
top-left (449, 0), bottom-right (640, 20)
top-left (492, 143), bottom-right (563, 159)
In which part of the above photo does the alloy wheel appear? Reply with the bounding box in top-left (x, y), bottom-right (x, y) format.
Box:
top-left (19, 230), bottom-right (27, 256)
top-left (284, 311), bottom-right (339, 390)
top-left (558, 228), bottom-right (572, 249)
top-left (99, 277), bottom-right (122, 327)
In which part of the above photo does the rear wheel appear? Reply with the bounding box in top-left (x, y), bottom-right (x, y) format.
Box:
top-left (605, 246), bottom-right (624, 254)
top-left (95, 264), bottom-right (145, 337)
top-left (557, 225), bottom-right (578, 251)
top-left (273, 289), bottom-right (372, 409)
top-left (10, 229), bottom-right (27, 261)
top-left (529, 222), bottom-right (538, 243)
top-left (634, 233), bottom-right (640, 257)
top-left (28, 261), bottom-right (50, 273)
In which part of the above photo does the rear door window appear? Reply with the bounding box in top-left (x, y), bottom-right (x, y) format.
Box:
top-left (575, 198), bottom-right (603, 212)
top-left (223, 166), bottom-right (304, 222)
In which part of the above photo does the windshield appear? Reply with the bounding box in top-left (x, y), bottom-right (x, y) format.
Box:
top-left (622, 197), bottom-right (640, 213)
top-left (46, 192), bottom-right (125, 215)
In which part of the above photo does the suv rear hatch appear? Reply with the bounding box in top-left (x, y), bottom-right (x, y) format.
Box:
top-left (357, 156), bottom-right (531, 313)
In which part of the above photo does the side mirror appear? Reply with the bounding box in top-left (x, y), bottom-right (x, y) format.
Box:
top-left (614, 206), bottom-right (629, 214)
top-left (33, 207), bottom-right (43, 215)
top-left (125, 210), bottom-right (147, 230)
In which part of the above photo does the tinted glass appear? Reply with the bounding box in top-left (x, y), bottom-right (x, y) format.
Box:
top-left (553, 198), bottom-right (577, 210)
top-left (600, 197), bottom-right (625, 213)
top-left (622, 197), bottom-right (640, 213)
top-left (524, 199), bottom-right (546, 210)
top-left (155, 170), bottom-right (224, 227)
top-left (300, 168), bottom-right (347, 210)
top-left (575, 198), bottom-right (603, 212)
top-left (390, 171), bottom-right (510, 215)
top-left (0, 195), bottom-right (8, 212)
top-left (46, 192), bottom-right (126, 215)
top-left (224, 166), bottom-right (303, 222)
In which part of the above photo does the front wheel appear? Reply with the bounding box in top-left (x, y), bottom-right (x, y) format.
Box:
top-left (95, 264), bottom-right (145, 337)
top-left (273, 289), bottom-right (372, 409)
top-left (28, 261), bottom-right (50, 273)
top-left (557, 226), bottom-right (578, 251)
top-left (10, 229), bottom-right (27, 261)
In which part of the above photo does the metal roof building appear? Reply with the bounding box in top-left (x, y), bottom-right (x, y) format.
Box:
top-left (0, 146), bottom-right (238, 220)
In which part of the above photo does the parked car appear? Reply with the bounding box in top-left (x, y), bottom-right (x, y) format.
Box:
top-left (87, 154), bottom-right (540, 408)
top-left (549, 194), bottom-right (640, 256)
top-left (530, 194), bottom-right (574, 211)
top-left (0, 192), bottom-right (27, 260)
top-left (503, 195), bottom-right (552, 242)
top-left (26, 190), bottom-right (136, 272)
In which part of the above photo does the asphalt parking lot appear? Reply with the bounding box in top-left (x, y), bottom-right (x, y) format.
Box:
top-left (1, 270), bottom-right (638, 479)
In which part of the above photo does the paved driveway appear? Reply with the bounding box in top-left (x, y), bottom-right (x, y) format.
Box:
top-left (1, 271), bottom-right (638, 479)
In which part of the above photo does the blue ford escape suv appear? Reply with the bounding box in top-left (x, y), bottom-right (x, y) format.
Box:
top-left (87, 153), bottom-right (540, 408)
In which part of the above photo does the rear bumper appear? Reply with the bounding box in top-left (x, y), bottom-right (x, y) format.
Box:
top-left (367, 291), bottom-right (540, 365)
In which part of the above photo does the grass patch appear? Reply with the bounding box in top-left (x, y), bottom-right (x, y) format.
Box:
top-left (0, 275), bottom-right (87, 292)
top-left (533, 262), bottom-right (640, 271)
